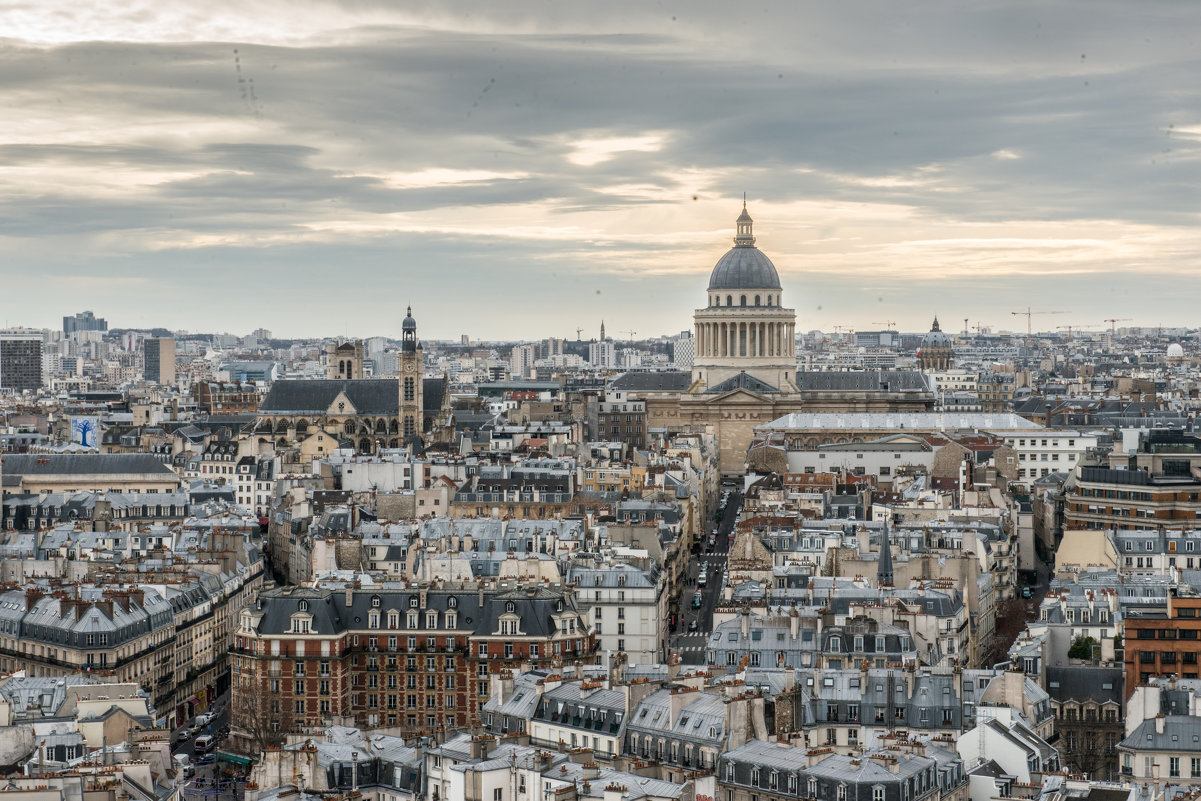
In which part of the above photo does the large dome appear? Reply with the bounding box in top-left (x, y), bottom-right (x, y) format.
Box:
top-left (921, 316), bottom-right (953, 348)
top-left (707, 205), bottom-right (782, 290)
top-left (708, 247), bottom-right (782, 290)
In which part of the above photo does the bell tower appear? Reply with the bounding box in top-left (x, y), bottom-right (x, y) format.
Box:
top-left (399, 306), bottom-right (424, 441)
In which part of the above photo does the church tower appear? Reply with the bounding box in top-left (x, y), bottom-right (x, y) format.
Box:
top-left (399, 306), bottom-right (424, 441)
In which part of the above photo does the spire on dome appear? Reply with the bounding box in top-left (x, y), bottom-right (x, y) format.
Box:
top-left (931, 316), bottom-right (941, 332)
top-left (734, 197), bottom-right (755, 247)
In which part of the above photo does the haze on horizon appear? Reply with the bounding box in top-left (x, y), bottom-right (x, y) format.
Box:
top-left (3, 1), bottom-right (1200, 341)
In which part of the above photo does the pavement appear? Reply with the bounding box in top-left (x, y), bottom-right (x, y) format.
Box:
top-left (670, 488), bottom-right (742, 665)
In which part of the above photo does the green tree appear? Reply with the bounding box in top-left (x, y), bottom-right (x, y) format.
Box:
top-left (1068, 635), bottom-right (1097, 660)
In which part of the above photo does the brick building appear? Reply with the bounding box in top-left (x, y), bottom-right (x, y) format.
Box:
top-left (230, 584), bottom-right (594, 750)
top-left (1124, 594), bottom-right (1201, 696)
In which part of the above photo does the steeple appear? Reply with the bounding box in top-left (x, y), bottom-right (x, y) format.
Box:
top-left (931, 316), bottom-right (941, 332)
top-left (734, 196), bottom-right (755, 247)
top-left (600, 321), bottom-right (606, 342)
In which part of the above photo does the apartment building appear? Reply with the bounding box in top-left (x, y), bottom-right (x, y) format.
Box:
top-left (230, 584), bottom-right (595, 749)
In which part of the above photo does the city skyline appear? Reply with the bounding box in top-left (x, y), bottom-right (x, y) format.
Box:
top-left (4, 1), bottom-right (1201, 338)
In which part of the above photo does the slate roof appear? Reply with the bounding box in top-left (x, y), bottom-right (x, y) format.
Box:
top-left (1120, 715), bottom-right (1201, 752)
top-left (1045, 666), bottom-right (1123, 705)
top-left (796, 371), bottom-right (931, 392)
top-left (610, 372), bottom-right (692, 392)
top-left (1, 454), bottom-right (176, 476)
top-left (707, 372), bottom-right (779, 395)
top-left (261, 379), bottom-right (399, 414)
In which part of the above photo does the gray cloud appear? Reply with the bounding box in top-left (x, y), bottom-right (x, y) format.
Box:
top-left (2, 2), bottom-right (1201, 337)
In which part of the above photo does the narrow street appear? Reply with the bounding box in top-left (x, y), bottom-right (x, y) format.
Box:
top-left (671, 488), bottom-right (742, 665)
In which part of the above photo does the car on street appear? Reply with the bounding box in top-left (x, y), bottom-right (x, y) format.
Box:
top-left (196, 754), bottom-right (216, 766)
top-left (1021, 586), bottom-right (1032, 599)
top-left (691, 591), bottom-right (703, 608)
top-left (176, 731), bottom-right (191, 744)
top-left (697, 570), bottom-right (707, 587)
top-left (688, 619), bottom-right (699, 633)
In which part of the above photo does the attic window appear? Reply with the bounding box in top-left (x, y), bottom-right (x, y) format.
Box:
top-left (371, 596), bottom-right (381, 608)
top-left (298, 600), bottom-right (309, 612)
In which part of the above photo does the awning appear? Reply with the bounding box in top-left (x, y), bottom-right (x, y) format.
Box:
top-left (217, 752), bottom-right (255, 766)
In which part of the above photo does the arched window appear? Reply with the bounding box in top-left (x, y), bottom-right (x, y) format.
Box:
top-left (740, 295), bottom-right (747, 306)
top-left (755, 295), bottom-right (760, 306)
top-left (767, 295), bottom-right (773, 306)
top-left (726, 295), bottom-right (732, 306)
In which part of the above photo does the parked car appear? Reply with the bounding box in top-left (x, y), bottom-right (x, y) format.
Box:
top-left (176, 730), bottom-right (191, 744)
top-left (1021, 586), bottom-right (1032, 599)
top-left (688, 619), bottom-right (699, 633)
top-left (197, 754), bottom-right (216, 766)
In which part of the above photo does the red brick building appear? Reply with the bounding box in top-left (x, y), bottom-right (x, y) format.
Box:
top-left (1124, 594), bottom-right (1201, 697)
top-left (230, 584), bottom-right (594, 749)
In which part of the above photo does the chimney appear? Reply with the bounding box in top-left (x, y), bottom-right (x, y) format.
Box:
top-left (790, 608), bottom-right (800, 639)
top-left (345, 585), bottom-right (353, 607)
top-left (470, 734), bottom-right (493, 760)
top-left (740, 609), bottom-right (750, 638)
top-left (1156, 715), bottom-right (1166, 734)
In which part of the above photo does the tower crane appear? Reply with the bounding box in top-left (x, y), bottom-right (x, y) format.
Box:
top-left (1104, 318), bottom-right (1132, 340)
top-left (1011, 307), bottom-right (1069, 345)
top-left (871, 321), bottom-right (896, 331)
top-left (620, 330), bottom-right (638, 341)
top-left (1056, 324), bottom-right (1078, 343)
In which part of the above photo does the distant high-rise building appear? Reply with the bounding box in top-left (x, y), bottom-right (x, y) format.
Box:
top-left (0, 334), bottom-right (44, 393)
top-left (144, 337), bottom-right (176, 385)
top-left (510, 343), bottom-right (537, 379)
top-left (672, 331), bottom-right (695, 368)
top-left (63, 310), bottom-right (107, 335)
top-left (589, 339), bottom-right (616, 369)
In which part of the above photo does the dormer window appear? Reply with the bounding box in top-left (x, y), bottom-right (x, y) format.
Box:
top-left (371, 596), bottom-right (381, 608)
top-left (448, 596), bottom-right (458, 609)
top-left (409, 596), bottom-right (419, 608)
top-left (298, 599), bottom-right (309, 612)
top-left (506, 601), bottom-right (516, 613)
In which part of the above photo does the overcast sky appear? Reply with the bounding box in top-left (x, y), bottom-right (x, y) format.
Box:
top-left (3, 1), bottom-right (1200, 341)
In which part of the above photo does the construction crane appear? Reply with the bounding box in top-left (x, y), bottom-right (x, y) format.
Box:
top-left (871, 321), bottom-right (896, 333)
top-left (1011, 307), bottom-right (1069, 344)
top-left (1056, 324), bottom-right (1077, 342)
top-left (620, 329), bottom-right (637, 341)
top-left (1104, 318), bottom-right (1132, 340)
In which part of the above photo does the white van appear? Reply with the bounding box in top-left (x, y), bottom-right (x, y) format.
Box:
top-left (193, 735), bottom-right (214, 753)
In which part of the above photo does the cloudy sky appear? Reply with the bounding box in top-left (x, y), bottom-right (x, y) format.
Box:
top-left (3, 1), bottom-right (1200, 341)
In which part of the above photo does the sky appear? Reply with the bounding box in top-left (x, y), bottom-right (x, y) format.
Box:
top-left (3, 1), bottom-right (1201, 342)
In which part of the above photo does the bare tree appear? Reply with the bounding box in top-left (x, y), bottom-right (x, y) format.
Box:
top-left (232, 686), bottom-right (291, 758)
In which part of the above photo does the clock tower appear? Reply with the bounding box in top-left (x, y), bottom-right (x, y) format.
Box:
top-left (399, 306), bottom-right (424, 442)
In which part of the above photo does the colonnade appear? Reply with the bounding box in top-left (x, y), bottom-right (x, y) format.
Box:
top-left (695, 320), bottom-right (794, 359)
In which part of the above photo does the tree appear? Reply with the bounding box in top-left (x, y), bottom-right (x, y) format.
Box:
top-left (232, 682), bottom-right (290, 758)
top-left (1069, 635), bottom-right (1097, 661)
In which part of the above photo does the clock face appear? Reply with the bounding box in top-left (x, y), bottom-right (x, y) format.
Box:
top-left (404, 362), bottom-right (416, 373)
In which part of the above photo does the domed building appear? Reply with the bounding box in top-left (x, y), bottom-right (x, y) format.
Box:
top-left (610, 204), bottom-right (937, 473)
top-left (917, 317), bottom-right (954, 371)
top-left (1167, 342), bottom-right (1185, 365)
top-left (691, 204), bottom-right (798, 392)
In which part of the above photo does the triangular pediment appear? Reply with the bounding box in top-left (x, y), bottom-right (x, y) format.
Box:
top-left (326, 391), bottom-right (357, 416)
top-left (704, 387), bottom-right (773, 403)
